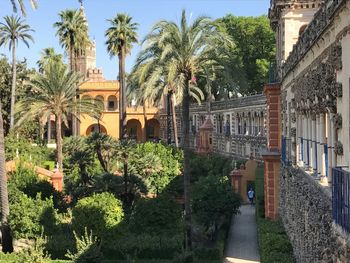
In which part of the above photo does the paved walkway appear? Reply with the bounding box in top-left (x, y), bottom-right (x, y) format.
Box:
top-left (223, 204), bottom-right (260, 263)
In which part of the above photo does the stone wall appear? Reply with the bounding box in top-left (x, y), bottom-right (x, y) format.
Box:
top-left (280, 165), bottom-right (350, 262)
top-left (175, 94), bottom-right (267, 160)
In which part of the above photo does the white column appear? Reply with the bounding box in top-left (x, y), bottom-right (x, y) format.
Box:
top-left (307, 114), bottom-right (311, 168)
top-left (316, 114), bottom-right (321, 176)
top-left (326, 112), bottom-right (332, 182)
top-left (299, 113), bottom-right (303, 164)
top-left (299, 113), bottom-right (303, 165)
top-left (320, 113), bottom-right (326, 177)
top-left (330, 112), bottom-right (337, 179)
top-left (296, 114), bottom-right (299, 163)
top-left (303, 114), bottom-right (307, 166)
top-left (311, 115), bottom-right (316, 171)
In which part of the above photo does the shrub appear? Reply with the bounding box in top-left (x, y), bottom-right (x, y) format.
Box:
top-left (8, 188), bottom-right (57, 239)
top-left (72, 192), bottom-right (124, 237)
top-left (257, 217), bottom-right (294, 263)
top-left (189, 153), bottom-right (232, 182)
top-left (8, 165), bottom-right (67, 211)
top-left (66, 228), bottom-right (103, 263)
top-left (45, 217), bottom-right (75, 260)
top-left (16, 236), bottom-right (51, 263)
top-left (102, 234), bottom-right (183, 260)
top-left (255, 165), bottom-right (295, 263)
top-left (133, 142), bottom-right (182, 195)
top-left (130, 195), bottom-right (183, 237)
top-left (5, 131), bottom-right (53, 165)
top-left (192, 175), bottom-right (240, 231)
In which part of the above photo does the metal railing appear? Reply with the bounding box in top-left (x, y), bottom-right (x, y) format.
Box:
top-left (281, 136), bottom-right (292, 165)
top-left (268, 61), bottom-right (280, 84)
top-left (333, 167), bottom-right (350, 233)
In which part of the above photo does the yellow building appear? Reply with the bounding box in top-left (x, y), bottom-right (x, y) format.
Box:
top-left (79, 77), bottom-right (161, 142)
top-left (66, 3), bottom-right (164, 142)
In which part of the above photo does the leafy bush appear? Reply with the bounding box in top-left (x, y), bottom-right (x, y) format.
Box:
top-left (45, 216), bottom-right (75, 260)
top-left (16, 236), bottom-right (51, 263)
top-left (192, 175), bottom-right (240, 231)
top-left (102, 234), bottom-right (183, 260)
top-left (189, 153), bottom-right (232, 182)
top-left (192, 228), bottom-right (226, 262)
top-left (72, 192), bottom-right (124, 237)
top-left (8, 165), bottom-right (67, 211)
top-left (63, 136), bottom-right (102, 186)
top-left (8, 187), bottom-right (57, 239)
top-left (5, 131), bottom-right (53, 164)
top-left (133, 142), bottom-right (182, 195)
top-left (255, 165), bottom-right (295, 263)
top-left (66, 228), bottom-right (103, 263)
top-left (130, 195), bottom-right (183, 236)
top-left (257, 218), bottom-right (294, 263)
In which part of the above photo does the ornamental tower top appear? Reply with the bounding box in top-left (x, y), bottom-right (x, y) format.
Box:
top-left (269, 0), bottom-right (323, 67)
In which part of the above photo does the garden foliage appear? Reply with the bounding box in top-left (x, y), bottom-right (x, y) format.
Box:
top-left (72, 192), bottom-right (124, 237)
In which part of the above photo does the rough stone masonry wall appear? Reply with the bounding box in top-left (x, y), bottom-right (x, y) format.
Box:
top-left (280, 165), bottom-right (350, 263)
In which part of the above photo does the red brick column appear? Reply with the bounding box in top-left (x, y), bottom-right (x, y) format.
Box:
top-left (230, 169), bottom-right (242, 198)
top-left (51, 170), bottom-right (63, 192)
top-left (264, 83), bottom-right (281, 151)
top-left (262, 153), bottom-right (280, 219)
top-left (262, 83), bottom-right (281, 220)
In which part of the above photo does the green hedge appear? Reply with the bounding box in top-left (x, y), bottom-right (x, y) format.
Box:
top-left (0, 252), bottom-right (70, 263)
top-left (193, 226), bottom-right (227, 262)
top-left (255, 165), bottom-right (295, 263)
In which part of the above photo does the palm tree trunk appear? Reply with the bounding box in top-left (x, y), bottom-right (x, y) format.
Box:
top-left (55, 114), bottom-right (63, 171)
top-left (121, 47), bottom-right (127, 139)
top-left (69, 44), bottom-right (77, 137)
top-left (167, 92), bottom-right (171, 145)
top-left (10, 44), bottom-right (16, 128)
top-left (171, 92), bottom-right (179, 147)
top-left (69, 45), bottom-right (74, 72)
top-left (143, 103), bottom-right (147, 142)
top-left (0, 101), bottom-right (13, 252)
top-left (118, 47), bottom-right (126, 140)
top-left (182, 76), bottom-right (192, 251)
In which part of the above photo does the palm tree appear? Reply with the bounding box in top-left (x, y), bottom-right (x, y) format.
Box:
top-left (54, 9), bottom-right (89, 73)
top-left (0, 15), bottom-right (34, 129)
top-left (0, 101), bottom-right (12, 252)
top-left (37, 47), bottom-right (63, 73)
top-left (128, 61), bottom-right (204, 147)
top-left (135, 10), bottom-right (232, 250)
top-left (16, 61), bottom-right (102, 171)
top-left (105, 13), bottom-right (138, 140)
top-left (10, 0), bottom-right (37, 16)
top-left (54, 8), bottom-right (89, 136)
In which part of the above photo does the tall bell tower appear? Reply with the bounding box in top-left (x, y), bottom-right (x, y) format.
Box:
top-left (75, 0), bottom-right (98, 78)
top-left (269, 0), bottom-right (323, 68)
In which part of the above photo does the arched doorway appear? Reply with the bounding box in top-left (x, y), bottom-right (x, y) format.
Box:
top-left (86, 123), bottom-right (107, 135)
top-left (146, 118), bottom-right (160, 141)
top-left (126, 119), bottom-right (142, 142)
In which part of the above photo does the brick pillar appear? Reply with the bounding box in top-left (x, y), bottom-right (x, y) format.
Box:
top-left (230, 169), bottom-right (242, 199)
top-left (51, 170), bottom-right (63, 192)
top-left (262, 153), bottom-right (280, 219)
top-left (262, 83), bottom-right (281, 220)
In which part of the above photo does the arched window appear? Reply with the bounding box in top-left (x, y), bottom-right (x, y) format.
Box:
top-left (107, 95), bottom-right (118, 111)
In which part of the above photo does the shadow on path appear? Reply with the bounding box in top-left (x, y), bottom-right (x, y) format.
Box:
top-left (223, 204), bottom-right (260, 263)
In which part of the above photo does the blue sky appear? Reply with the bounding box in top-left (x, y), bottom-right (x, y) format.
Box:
top-left (0, 0), bottom-right (270, 80)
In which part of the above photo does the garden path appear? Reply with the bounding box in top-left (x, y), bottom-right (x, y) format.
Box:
top-left (223, 204), bottom-right (260, 263)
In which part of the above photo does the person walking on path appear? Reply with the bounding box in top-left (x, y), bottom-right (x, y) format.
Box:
top-left (247, 188), bottom-right (255, 205)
